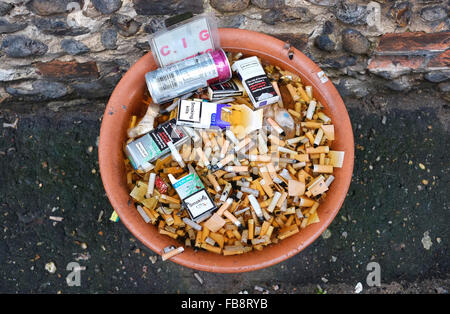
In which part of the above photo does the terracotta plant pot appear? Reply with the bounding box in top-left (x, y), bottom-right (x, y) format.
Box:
top-left (98, 28), bottom-right (354, 273)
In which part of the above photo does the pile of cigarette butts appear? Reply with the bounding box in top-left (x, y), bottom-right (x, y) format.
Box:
top-left (124, 52), bottom-right (345, 261)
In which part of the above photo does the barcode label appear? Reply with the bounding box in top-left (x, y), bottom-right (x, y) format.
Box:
top-left (157, 72), bottom-right (178, 90)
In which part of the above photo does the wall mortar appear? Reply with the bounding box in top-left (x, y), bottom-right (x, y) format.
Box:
top-left (0, 0), bottom-right (448, 109)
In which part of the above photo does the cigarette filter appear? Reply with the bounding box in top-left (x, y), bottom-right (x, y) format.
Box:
top-left (328, 150), bottom-right (345, 168)
top-left (248, 194), bottom-right (264, 222)
top-left (267, 118), bottom-right (285, 136)
top-left (161, 246), bottom-right (184, 261)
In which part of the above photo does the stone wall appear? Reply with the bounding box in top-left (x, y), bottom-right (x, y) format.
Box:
top-left (0, 0), bottom-right (449, 111)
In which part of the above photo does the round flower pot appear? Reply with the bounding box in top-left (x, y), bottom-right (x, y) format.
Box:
top-left (98, 28), bottom-right (354, 273)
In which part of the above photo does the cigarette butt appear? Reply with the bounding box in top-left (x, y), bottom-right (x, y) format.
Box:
top-left (129, 115), bottom-right (137, 129)
top-left (328, 150), bottom-right (345, 168)
top-left (260, 221), bottom-right (271, 238)
top-left (287, 83), bottom-right (300, 101)
top-left (146, 173), bottom-right (156, 198)
top-left (272, 81), bottom-right (284, 107)
top-left (236, 137), bottom-right (251, 152)
top-left (325, 175), bottom-right (335, 187)
top-left (201, 131), bottom-right (211, 147)
top-left (313, 164), bottom-right (333, 174)
top-left (168, 141), bottom-right (185, 168)
top-left (293, 161), bottom-right (306, 169)
top-left (161, 246), bottom-right (184, 261)
top-left (196, 147), bottom-right (210, 167)
top-left (313, 128), bottom-right (324, 147)
top-left (259, 179), bottom-right (274, 198)
top-left (305, 131), bottom-right (315, 145)
top-left (259, 167), bottom-right (274, 186)
top-left (182, 217), bottom-right (202, 231)
top-left (195, 231), bottom-right (202, 247)
top-left (297, 85), bottom-right (310, 103)
top-left (160, 194), bottom-right (181, 204)
top-left (288, 109), bottom-right (301, 118)
top-left (288, 180), bottom-right (305, 196)
top-left (299, 197), bottom-right (315, 207)
top-left (232, 229), bottom-right (242, 240)
top-left (223, 210), bottom-right (242, 229)
top-left (248, 219), bottom-right (254, 240)
top-left (207, 174), bottom-right (222, 192)
top-left (308, 178), bottom-right (328, 196)
top-left (258, 132), bottom-right (269, 155)
top-left (209, 232), bottom-right (225, 248)
top-left (268, 134), bottom-right (286, 146)
top-left (225, 129), bottom-right (240, 146)
top-left (163, 167), bottom-right (185, 174)
top-left (217, 197), bottom-right (234, 216)
top-left (184, 126), bottom-right (200, 143)
top-left (210, 135), bottom-right (219, 152)
top-left (201, 243), bottom-right (222, 254)
top-left (276, 191), bottom-right (288, 208)
top-left (249, 155), bottom-right (271, 162)
top-left (241, 186), bottom-right (260, 198)
top-left (278, 146), bottom-right (297, 155)
top-left (201, 226), bottom-right (210, 243)
top-left (301, 121), bottom-right (323, 129)
top-left (248, 195), bottom-right (263, 222)
top-left (267, 192), bottom-right (281, 213)
top-left (223, 246), bottom-right (244, 256)
top-left (318, 112), bottom-right (331, 123)
top-left (136, 205), bottom-right (151, 223)
top-left (224, 166), bottom-right (249, 172)
top-left (267, 118), bottom-right (285, 136)
top-left (277, 224), bottom-right (299, 240)
top-left (306, 146), bottom-right (329, 154)
top-left (305, 86), bottom-right (313, 99)
top-left (220, 183), bottom-right (232, 202)
top-left (220, 140), bottom-right (230, 158)
top-left (251, 180), bottom-right (265, 197)
top-left (216, 154), bottom-right (235, 169)
top-left (286, 136), bottom-right (305, 145)
top-left (306, 100), bottom-right (316, 120)
top-left (319, 153), bottom-right (325, 165)
top-left (159, 228), bottom-right (178, 239)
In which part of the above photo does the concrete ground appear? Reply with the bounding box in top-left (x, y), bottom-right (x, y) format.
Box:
top-left (0, 88), bottom-right (448, 294)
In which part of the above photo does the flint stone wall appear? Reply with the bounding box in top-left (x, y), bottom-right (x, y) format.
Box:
top-left (0, 0), bottom-right (449, 111)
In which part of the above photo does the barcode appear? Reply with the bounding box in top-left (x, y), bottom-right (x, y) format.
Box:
top-left (157, 72), bottom-right (178, 90)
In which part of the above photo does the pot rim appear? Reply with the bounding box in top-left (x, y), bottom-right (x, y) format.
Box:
top-left (99, 28), bottom-right (354, 273)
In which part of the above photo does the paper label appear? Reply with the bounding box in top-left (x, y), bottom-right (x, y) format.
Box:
top-left (152, 17), bottom-right (215, 67)
top-left (183, 190), bottom-right (216, 219)
top-left (176, 100), bottom-right (221, 129)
